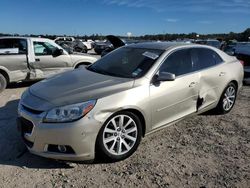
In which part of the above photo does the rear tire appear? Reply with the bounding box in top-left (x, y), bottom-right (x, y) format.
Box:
top-left (96, 111), bottom-right (142, 162)
top-left (0, 74), bottom-right (7, 93)
top-left (214, 82), bottom-right (237, 114)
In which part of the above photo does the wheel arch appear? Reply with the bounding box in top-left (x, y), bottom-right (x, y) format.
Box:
top-left (219, 80), bottom-right (239, 98)
top-left (74, 62), bottom-right (92, 69)
top-left (120, 109), bottom-right (146, 137)
top-left (230, 80), bottom-right (238, 91)
top-left (0, 68), bottom-right (10, 84)
top-left (101, 108), bottom-right (147, 137)
top-left (94, 108), bottom-right (146, 161)
top-left (217, 80), bottom-right (238, 104)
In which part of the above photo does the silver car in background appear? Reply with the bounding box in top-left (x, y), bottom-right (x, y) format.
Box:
top-left (17, 42), bottom-right (244, 162)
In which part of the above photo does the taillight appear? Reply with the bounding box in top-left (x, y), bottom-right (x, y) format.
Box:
top-left (239, 60), bottom-right (244, 66)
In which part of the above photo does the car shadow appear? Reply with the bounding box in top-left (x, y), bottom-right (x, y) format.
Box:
top-left (199, 109), bottom-right (222, 116)
top-left (0, 99), bottom-right (75, 169)
top-left (7, 81), bottom-right (39, 89)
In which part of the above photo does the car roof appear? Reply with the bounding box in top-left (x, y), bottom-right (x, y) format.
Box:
top-left (126, 42), bottom-right (196, 50)
top-left (0, 36), bottom-right (47, 40)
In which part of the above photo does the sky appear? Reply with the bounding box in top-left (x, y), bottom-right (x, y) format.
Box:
top-left (0, 0), bottom-right (250, 36)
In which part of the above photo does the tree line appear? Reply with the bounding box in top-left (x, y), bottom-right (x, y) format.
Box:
top-left (140, 28), bottom-right (250, 42)
top-left (0, 28), bottom-right (250, 42)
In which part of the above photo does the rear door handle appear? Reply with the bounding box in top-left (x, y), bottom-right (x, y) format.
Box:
top-left (219, 72), bottom-right (226, 76)
top-left (35, 58), bottom-right (40, 62)
top-left (189, 82), bottom-right (197, 87)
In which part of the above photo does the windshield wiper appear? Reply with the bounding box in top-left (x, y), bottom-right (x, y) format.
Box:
top-left (87, 66), bottom-right (111, 76)
top-left (106, 72), bottom-right (131, 78)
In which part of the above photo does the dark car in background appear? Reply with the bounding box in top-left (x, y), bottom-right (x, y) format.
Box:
top-left (101, 35), bottom-right (139, 56)
top-left (93, 41), bottom-right (112, 55)
top-left (55, 37), bottom-right (88, 53)
top-left (221, 41), bottom-right (238, 56)
top-left (195, 39), bottom-right (221, 49)
top-left (206, 39), bottom-right (221, 49)
top-left (234, 43), bottom-right (250, 84)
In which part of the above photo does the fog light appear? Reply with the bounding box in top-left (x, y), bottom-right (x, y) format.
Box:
top-left (58, 145), bottom-right (67, 153)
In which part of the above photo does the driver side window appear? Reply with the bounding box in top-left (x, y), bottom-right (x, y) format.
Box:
top-left (33, 42), bottom-right (57, 56)
top-left (160, 49), bottom-right (193, 77)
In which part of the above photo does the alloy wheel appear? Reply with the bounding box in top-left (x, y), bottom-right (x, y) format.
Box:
top-left (102, 115), bottom-right (138, 156)
top-left (222, 86), bottom-right (236, 111)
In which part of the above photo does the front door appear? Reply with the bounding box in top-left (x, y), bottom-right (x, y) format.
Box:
top-left (150, 48), bottom-right (199, 129)
top-left (30, 40), bottom-right (72, 79)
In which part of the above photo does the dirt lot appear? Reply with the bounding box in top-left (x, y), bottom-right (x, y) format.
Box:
top-left (0, 83), bottom-right (249, 188)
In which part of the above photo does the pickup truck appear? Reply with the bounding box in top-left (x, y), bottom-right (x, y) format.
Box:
top-left (0, 37), bottom-right (98, 92)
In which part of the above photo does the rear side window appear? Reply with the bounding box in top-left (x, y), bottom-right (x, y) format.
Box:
top-left (0, 39), bottom-right (27, 55)
top-left (191, 48), bottom-right (223, 71)
top-left (160, 49), bottom-right (193, 76)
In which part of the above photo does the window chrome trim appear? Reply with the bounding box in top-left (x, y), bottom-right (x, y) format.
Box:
top-left (151, 46), bottom-right (225, 81)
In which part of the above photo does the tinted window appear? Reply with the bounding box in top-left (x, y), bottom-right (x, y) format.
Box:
top-left (0, 39), bottom-right (27, 55)
top-left (191, 48), bottom-right (223, 71)
top-left (33, 41), bottom-right (57, 56)
top-left (88, 47), bottom-right (164, 78)
top-left (160, 49), bottom-right (193, 76)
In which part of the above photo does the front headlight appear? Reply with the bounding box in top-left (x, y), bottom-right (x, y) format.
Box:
top-left (43, 100), bottom-right (96, 123)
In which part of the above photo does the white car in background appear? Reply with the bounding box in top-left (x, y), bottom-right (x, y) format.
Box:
top-left (54, 37), bottom-right (93, 51)
top-left (83, 39), bottom-right (94, 50)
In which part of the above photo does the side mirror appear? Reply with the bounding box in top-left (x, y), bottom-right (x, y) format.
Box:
top-left (52, 48), bottom-right (63, 57)
top-left (157, 72), bottom-right (176, 81)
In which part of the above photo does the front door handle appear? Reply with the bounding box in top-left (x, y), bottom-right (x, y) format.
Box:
top-left (219, 72), bottom-right (226, 76)
top-left (189, 82), bottom-right (197, 88)
top-left (35, 58), bottom-right (40, 62)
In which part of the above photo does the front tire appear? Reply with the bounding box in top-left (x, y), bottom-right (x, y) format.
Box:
top-left (214, 82), bottom-right (237, 114)
top-left (0, 74), bottom-right (7, 93)
top-left (96, 111), bottom-right (142, 161)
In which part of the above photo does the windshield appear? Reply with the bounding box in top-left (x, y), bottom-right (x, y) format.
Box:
top-left (88, 47), bottom-right (164, 78)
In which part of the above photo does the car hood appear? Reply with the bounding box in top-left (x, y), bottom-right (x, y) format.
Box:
top-left (106, 35), bottom-right (125, 48)
top-left (25, 68), bottom-right (134, 111)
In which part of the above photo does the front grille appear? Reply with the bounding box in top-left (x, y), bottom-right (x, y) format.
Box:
top-left (20, 117), bottom-right (34, 134)
top-left (22, 105), bottom-right (43, 115)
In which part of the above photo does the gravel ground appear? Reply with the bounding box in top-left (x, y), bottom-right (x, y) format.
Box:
top-left (0, 83), bottom-right (249, 188)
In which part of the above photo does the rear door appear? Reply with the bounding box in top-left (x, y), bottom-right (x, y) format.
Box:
top-left (30, 40), bottom-right (72, 79)
top-left (191, 48), bottom-right (228, 110)
top-left (150, 48), bottom-right (200, 129)
top-left (0, 38), bottom-right (28, 81)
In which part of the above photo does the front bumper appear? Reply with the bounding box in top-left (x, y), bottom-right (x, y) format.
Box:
top-left (17, 105), bottom-right (102, 161)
